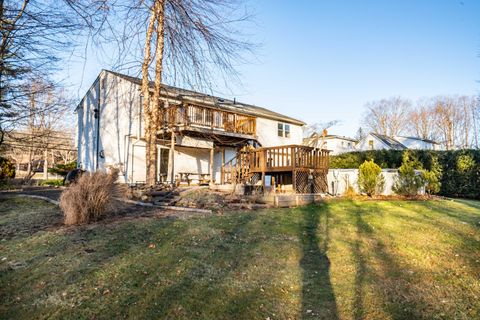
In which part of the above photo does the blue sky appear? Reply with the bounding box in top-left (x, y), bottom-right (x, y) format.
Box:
top-left (65, 0), bottom-right (480, 136)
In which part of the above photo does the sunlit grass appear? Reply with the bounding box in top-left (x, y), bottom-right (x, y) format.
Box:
top-left (0, 197), bottom-right (479, 319)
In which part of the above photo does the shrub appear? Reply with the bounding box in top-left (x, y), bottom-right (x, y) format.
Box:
top-left (40, 179), bottom-right (64, 187)
top-left (60, 170), bottom-right (123, 225)
top-left (456, 154), bottom-right (475, 172)
top-left (343, 185), bottom-right (357, 198)
top-left (0, 157), bottom-right (15, 180)
top-left (48, 161), bottom-right (77, 176)
top-left (357, 160), bottom-right (385, 196)
top-left (393, 152), bottom-right (425, 196)
top-left (421, 155), bottom-right (442, 195)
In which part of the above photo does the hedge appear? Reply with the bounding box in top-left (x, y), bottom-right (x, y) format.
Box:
top-left (330, 149), bottom-right (480, 199)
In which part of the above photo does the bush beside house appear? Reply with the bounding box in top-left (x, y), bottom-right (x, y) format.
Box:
top-left (60, 170), bottom-right (123, 225)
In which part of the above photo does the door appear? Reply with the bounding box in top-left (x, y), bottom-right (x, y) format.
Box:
top-left (158, 147), bottom-right (169, 183)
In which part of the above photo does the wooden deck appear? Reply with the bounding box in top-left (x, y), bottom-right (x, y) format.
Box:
top-left (222, 145), bottom-right (330, 193)
top-left (165, 104), bottom-right (256, 136)
top-left (246, 145), bottom-right (329, 173)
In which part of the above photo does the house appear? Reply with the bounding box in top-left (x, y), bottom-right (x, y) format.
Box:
top-left (2, 130), bottom-right (76, 179)
top-left (356, 132), bottom-right (440, 151)
top-left (393, 136), bottom-right (441, 150)
top-left (304, 133), bottom-right (357, 155)
top-left (76, 70), bottom-right (329, 192)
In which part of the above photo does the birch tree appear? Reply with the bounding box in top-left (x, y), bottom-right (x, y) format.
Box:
top-left (91, 0), bottom-right (254, 185)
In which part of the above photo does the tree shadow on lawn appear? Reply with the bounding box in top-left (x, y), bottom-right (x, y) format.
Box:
top-left (0, 211), bottom-right (179, 318)
top-left (349, 202), bottom-right (478, 319)
top-left (131, 212), bottom-right (271, 319)
top-left (425, 200), bottom-right (480, 228)
top-left (388, 202), bottom-right (480, 273)
top-left (298, 204), bottom-right (339, 320)
top-left (452, 198), bottom-right (480, 210)
top-left (348, 200), bottom-right (460, 320)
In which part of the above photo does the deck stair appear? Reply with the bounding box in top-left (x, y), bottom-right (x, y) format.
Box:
top-left (222, 149), bottom-right (256, 184)
top-left (151, 190), bottom-right (181, 206)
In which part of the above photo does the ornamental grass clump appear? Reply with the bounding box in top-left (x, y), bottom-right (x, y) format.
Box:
top-left (357, 160), bottom-right (385, 197)
top-left (60, 170), bottom-right (123, 225)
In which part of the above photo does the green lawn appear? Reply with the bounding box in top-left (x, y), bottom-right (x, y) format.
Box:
top-left (1, 197), bottom-right (479, 319)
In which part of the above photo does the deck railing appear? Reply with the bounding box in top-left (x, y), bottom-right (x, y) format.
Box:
top-left (165, 104), bottom-right (256, 135)
top-left (220, 145), bottom-right (330, 184)
top-left (249, 145), bottom-right (329, 173)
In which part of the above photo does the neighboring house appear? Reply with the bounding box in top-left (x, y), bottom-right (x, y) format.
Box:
top-left (2, 130), bottom-right (76, 179)
top-left (356, 132), bottom-right (440, 151)
top-left (356, 133), bottom-right (406, 151)
top-left (393, 136), bottom-right (441, 150)
top-left (304, 134), bottom-right (357, 155)
top-left (76, 70), bottom-right (308, 185)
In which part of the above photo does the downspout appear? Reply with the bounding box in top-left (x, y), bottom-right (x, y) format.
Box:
top-left (138, 93), bottom-right (143, 142)
top-left (95, 86), bottom-right (101, 171)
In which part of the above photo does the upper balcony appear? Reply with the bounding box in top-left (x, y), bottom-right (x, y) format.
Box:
top-left (164, 104), bottom-right (256, 137)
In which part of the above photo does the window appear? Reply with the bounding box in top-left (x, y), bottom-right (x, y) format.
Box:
top-left (368, 140), bottom-right (374, 149)
top-left (277, 123), bottom-right (283, 137)
top-left (277, 123), bottom-right (291, 138)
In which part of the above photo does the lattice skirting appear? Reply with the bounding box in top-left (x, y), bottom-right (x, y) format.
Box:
top-left (294, 170), bottom-right (328, 193)
top-left (249, 172), bottom-right (261, 186)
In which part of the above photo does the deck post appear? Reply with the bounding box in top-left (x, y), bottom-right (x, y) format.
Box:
top-left (168, 131), bottom-right (175, 185)
top-left (221, 148), bottom-right (225, 184)
top-left (261, 149), bottom-right (266, 190)
top-left (210, 146), bottom-right (215, 185)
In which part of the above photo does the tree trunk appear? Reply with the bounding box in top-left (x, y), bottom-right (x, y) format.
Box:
top-left (143, 0), bottom-right (165, 186)
top-left (43, 149), bottom-right (48, 180)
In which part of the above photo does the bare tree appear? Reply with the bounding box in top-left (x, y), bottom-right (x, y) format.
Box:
top-left (432, 96), bottom-right (461, 150)
top-left (303, 120), bottom-right (340, 149)
top-left (362, 96), bottom-right (411, 137)
top-left (473, 96), bottom-right (480, 149)
top-left (354, 127), bottom-right (367, 141)
top-left (3, 79), bottom-right (74, 179)
top-left (0, 0), bottom-right (101, 144)
top-left (89, 0), bottom-right (255, 185)
top-left (408, 98), bottom-right (439, 141)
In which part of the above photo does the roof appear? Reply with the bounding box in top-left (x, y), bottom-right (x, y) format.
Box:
top-left (395, 136), bottom-right (439, 145)
top-left (323, 134), bottom-right (358, 142)
top-left (370, 133), bottom-right (406, 150)
top-left (104, 70), bottom-right (306, 126)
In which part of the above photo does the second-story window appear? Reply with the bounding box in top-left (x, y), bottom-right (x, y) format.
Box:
top-left (278, 123), bottom-right (291, 138)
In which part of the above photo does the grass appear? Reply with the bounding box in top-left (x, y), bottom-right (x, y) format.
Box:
top-left (0, 197), bottom-right (479, 319)
top-left (39, 179), bottom-right (64, 187)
